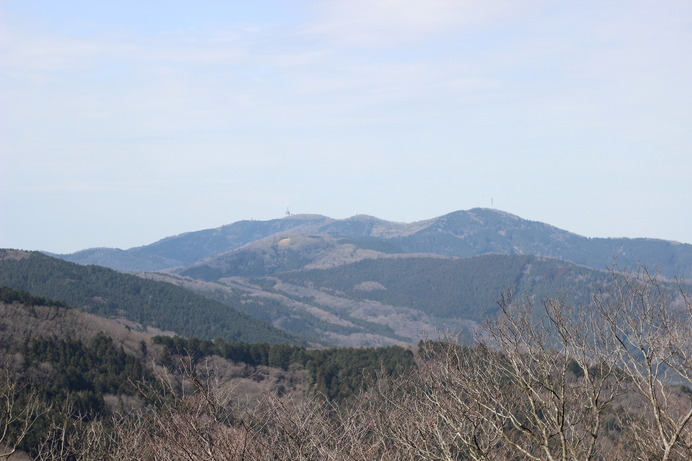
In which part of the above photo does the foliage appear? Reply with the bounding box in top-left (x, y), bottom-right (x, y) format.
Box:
top-left (3, 334), bottom-right (158, 457)
top-left (298, 345), bottom-right (414, 402)
top-left (20, 334), bottom-right (150, 399)
top-left (0, 251), bottom-right (303, 343)
top-left (276, 254), bottom-right (607, 321)
top-left (367, 267), bottom-right (692, 460)
top-left (191, 279), bottom-right (408, 345)
top-left (2, 263), bottom-right (689, 460)
top-left (0, 286), bottom-right (68, 308)
top-left (153, 336), bottom-right (414, 402)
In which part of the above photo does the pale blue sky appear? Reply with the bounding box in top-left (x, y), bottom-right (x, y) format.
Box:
top-left (1, 0), bottom-right (691, 253)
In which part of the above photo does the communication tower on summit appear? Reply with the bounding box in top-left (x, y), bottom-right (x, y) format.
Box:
top-left (286, 207), bottom-right (291, 217)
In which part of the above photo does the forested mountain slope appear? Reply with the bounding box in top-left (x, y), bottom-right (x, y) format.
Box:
top-left (0, 250), bottom-right (302, 344)
top-left (0, 286), bottom-right (416, 458)
top-left (152, 253), bottom-right (617, 346)
top-left (273, 254), bottom-right (606, 322)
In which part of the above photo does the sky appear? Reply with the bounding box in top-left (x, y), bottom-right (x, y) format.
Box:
top-left (1, 0), bottom-right (691, 254)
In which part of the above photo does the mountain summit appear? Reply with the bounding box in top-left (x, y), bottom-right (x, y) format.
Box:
top-left (53, 208), bottom-right (692, 278)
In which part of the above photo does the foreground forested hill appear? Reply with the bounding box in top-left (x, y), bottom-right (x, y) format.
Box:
top-left (0, 250), bottom-right (302, 344)
top-left (0, 286), bottom-right (417, 459)
top-left (2, 268), bottom-right (688, 460)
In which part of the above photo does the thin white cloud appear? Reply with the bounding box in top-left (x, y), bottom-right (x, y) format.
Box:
top-left (1, 0), bottom-right (691, 252)
top-left (0, 31), bottom-right (250, 73)
top-left (304, 0), bottom-right (532, 45)
top-left (0, 34), bottom-right (130, 72)
top-left (15, 176), bottom-right (242, 194)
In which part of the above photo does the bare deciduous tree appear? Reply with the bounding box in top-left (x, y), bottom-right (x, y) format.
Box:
top-left (594, 266), bottom-right (692, 460)
top-left (23, 265), bottom-right (692, 461)
top-left (0, 370), bottom-right (45, 460)
top-left (362, 265), bottom-right (690, 460)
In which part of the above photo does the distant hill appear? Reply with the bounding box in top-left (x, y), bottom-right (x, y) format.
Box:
top-left (0, 250), bottom-right (303, 344)
top-left (177, 232), bottom-right (406, 280)
top-left (151, 253), bottom-right (616, 347)
top-left (52, 214), bottom-right (334, 271)
top-left (273, 254), bottom-right (605, 322)
top-left (390, 209), bottom-right (692, 279)
top-left (22, 208), bottom-right (692, 347)
top-left (53, 209), bottom-right (692, 279)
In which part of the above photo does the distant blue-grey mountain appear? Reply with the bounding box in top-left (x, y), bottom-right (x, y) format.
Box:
top-left (54, 208), bottom-right (692, 279)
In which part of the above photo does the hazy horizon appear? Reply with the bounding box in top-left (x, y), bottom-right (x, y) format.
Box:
top-left (2, 1), bottom-right (691, 253)
top-left (17, 206), bottom-right (692, 255)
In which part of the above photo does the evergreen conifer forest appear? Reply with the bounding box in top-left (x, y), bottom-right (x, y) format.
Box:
top-left (1, 266), bottom-right (690, 460)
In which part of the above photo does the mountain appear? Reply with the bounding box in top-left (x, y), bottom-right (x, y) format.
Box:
top-left (177, 232), bottom-right (408, 280)
top-left (23, 209), bottom-right (692, 347)
top-left (53, 214), bottom-right (334, 271)
top-left (0, 249), bottom-right (303, 344)
top-left (53, 209), bottom-right (692, 279)
top-left (397, 209), bottom-right (691, 278)
top-left (147, 253), bottom-right (616, 347)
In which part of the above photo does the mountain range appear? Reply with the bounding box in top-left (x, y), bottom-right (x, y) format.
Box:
top-left (54, 208), bottom-right (691, 279)
top-left (0, 209), bottom-right (673, 346)
top-left (1, 209), bottom-right (689, 459)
